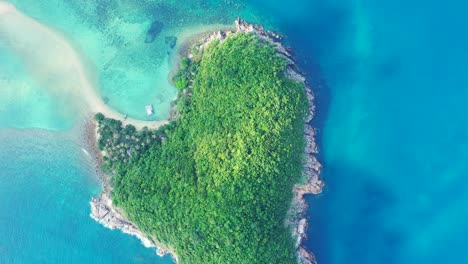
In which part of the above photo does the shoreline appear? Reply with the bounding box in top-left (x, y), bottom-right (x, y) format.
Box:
top-left (85, 24), bottom-right (239, 264)
top-left (88, 18), bottom-right (323, 264)
top-left (83, 117), bottom-right (179, 263)
top-left (0, 1), bottom-right (168, 131)
top-left (191, 18), bottom-right (324, 263)
top-left (2, 2), bottom-right (322, 262)
top-left (237, 19), bottom-right (325, 264)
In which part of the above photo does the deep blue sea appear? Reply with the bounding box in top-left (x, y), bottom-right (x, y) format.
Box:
top-left (1, 0), bottom-right (467, 263)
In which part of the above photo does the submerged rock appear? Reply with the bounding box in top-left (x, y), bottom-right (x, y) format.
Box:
top-left (102, 96), bottom-right (109, 105)
top-left (145, 20), bottom-right (164, 43)
top-left (297, 247), bottom-right (318, 264)
top-left (165, 36), bottom-right (177, 49)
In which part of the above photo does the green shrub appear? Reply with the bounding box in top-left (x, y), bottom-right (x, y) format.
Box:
top-left (94, 112), bottom-right (105, 122)
top-left (181, 57), bottom-right (191, 69)
top-left (175, 77), bottom-right (188, 90)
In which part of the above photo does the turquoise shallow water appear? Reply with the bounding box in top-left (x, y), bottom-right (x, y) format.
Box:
top-left (0, 1), bottom-right (270, 263)
top-left (0, 130), bottom-right (173, 263)
top-left (2, 0), bottom-right (266, 123)
top-left (0, 46), bottom-right (74, 130)
top-left (1, 0), bottom-right (468, 263)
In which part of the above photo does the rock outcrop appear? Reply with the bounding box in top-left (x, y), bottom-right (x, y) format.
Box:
top-left (233, 18), bottom-right (324, 263)
top-left (86, 121), bottom-right (179, 263)
top-left (145, 20), bottom-right (164, 43)
top-left (90, 191), bottom-right (156, 248)
top-left (165, 36), bottom-right (177, 49)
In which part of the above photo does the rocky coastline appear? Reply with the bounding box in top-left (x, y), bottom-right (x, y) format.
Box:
top-left (84, 119), bottom-right (179, 263)
top-left (87, 18), bottom-right (323, 264)
top-left (194, 18), bottom-right (324, 264)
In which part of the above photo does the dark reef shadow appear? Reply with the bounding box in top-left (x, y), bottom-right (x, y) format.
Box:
top-left (304, 162), bottom-right (404, 264)
top-left (253, 2), bottom-right (344, 259)
top-left (270, 1), bottom-right (351, 151)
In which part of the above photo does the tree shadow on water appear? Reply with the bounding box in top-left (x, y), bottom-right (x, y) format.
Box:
top-left (267, 1), bottom-right (357, 149)
top-left (305, 163), bottom-right (405, 264)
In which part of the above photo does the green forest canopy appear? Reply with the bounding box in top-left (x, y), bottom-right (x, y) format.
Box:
top-left (98, 33), bottom-right (308, 263)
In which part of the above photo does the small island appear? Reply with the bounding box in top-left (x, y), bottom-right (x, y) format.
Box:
top-left (89, 19), bottom-right (323, 264)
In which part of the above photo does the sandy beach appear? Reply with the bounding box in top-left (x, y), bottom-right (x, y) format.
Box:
top-left (0, 1), bottom-right (14, 15)
top-left (0, 1), bottom-right (167, 130)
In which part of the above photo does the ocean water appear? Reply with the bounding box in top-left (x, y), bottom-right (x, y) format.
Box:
top-left (0, 1), bottom-right (270, 263)
top-left (2, 0), bottom-right (266, 122)
top-left (269, 1), bottom-right (468, 263)
top-left (0, 130), bottom-right (173, 263)
top-left (1, 0), bottom-right (467, 263)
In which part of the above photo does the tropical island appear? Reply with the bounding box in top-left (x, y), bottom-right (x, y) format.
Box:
top-left (89, 19), bottom-right (323, 264)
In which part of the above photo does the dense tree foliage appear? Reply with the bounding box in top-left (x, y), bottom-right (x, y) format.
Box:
top-left (95, 114), bottom-right (171, 170)
top-left (100, 33), bottom-right (308, 263)
top-left (173, 57), bottom-right (197, 90)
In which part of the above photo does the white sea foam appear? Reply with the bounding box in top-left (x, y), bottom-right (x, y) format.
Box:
top-left (81, 148), bottom-right (90, 156)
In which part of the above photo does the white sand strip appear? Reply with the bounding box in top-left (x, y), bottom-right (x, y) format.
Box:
top-left (0, 1), bottom-right (167, 130)
top-left (0, 1), bottom-right (15, 15)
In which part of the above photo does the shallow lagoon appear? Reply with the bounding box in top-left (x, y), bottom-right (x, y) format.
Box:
top-left (0, 1), bottom-right (271, 262)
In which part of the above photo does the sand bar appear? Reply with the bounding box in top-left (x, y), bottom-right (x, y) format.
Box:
top-left (0, 1), bottom-right (14, 15)
top-left (0, 1), bottom-right (167, 130)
